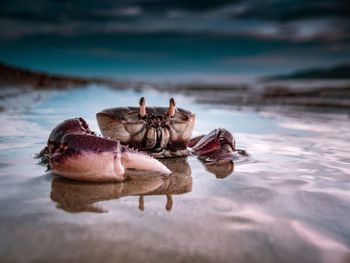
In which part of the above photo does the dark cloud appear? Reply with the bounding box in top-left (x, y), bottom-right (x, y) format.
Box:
top-left (0, 1), bottom-right (141, 24)
top-left (0, 0), bottom-right (349, 43)
top-left (231, 0), bottom-right (350, 22)
top-left (138, 0), bottom-right (239, 12)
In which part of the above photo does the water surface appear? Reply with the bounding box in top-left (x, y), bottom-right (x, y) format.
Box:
top-left (0, 85), bottom-right (349, 263)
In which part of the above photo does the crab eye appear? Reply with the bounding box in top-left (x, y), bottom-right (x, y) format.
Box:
top-left (139, 97), bottom-right (147, 117)
top-left (167, 98), bottom-right (176, 117)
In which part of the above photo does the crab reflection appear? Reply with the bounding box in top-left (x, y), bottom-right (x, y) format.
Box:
top-left (50, 158), bottom-right (192, 213)
top-left (137, 158), bottom-right (192, 211)
top-left (203, 160), bottom-right (234, 179)
top-left (196, 149), bottom-right (247, 178)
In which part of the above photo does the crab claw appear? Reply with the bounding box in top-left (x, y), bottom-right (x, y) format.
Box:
top-left (190, 128), bottom-right (235, 155)
top-left (167, 97), bottom-right (176, 117)
top-left (121, 147), bottom-right (171, 175)
top-left (189, 128), bottom-right (235, 164)
top-left (50, 134), bottom-right (171, 182)
top-left (139, 97), bottom-right (147, 117)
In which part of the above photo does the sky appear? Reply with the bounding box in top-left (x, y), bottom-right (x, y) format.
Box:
top-left (0, 0), bottom-right (349, 82)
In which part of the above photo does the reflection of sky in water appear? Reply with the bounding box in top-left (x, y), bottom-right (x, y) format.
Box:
top-left (0, 85), bottom-right (350, 262)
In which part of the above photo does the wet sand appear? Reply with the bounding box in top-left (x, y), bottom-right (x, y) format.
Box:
top-left (0, 85), bottom-right (350, 263)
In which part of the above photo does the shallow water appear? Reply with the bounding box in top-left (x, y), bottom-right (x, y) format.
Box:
top-left (0, 85), bottom-right (349, 263)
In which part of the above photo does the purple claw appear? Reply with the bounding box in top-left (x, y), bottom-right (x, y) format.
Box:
top-left (189, 128), bottom-right (236, 163)
top-left (39, 118), bottom-right (171, 182)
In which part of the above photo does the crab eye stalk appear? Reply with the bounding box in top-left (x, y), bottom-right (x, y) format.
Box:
top-left (167, 98), bottom-right (176, 117)
top-left (139, 97), bottom-right (147, 117)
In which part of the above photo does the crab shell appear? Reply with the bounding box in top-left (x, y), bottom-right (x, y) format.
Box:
top-left (96, 99), bottom-right (195, 158)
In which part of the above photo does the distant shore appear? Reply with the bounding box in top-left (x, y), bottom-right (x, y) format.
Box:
top-left (1, 62), bottom-right (350, 110)
top-left (0, 63), bottom-right (93, 89)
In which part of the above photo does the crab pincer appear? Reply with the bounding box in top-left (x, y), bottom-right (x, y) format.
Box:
top-left (189, 128), bottom-right (236, 164)
top-left (39, 118), bottom-right (171, 182)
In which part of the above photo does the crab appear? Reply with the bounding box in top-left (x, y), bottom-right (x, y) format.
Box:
top-left (96, 97), bottom-right (236, 161)
top-left (38, 97), bottom-right (240, 182)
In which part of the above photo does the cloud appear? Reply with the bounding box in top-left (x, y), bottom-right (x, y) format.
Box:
top-left (78, 48), bottom-right (171, 60)
top-left (223, 53), bottom-right (322, 67)
top-left (0, 0), bottom-right (349, 44)
top-left (220, 45), bottom-right (350, 72)
top-left (231, 0), bottom-right (350, 22)
top-left (95, 7), bottom-right (143, 17)
top-left (137, 0), bottom-right (239, 12)
top-left (240, 18), bottom-right (350, 43)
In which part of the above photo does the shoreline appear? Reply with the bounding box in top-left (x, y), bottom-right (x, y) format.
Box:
top-left (1, 63), bottom-right (350, 110)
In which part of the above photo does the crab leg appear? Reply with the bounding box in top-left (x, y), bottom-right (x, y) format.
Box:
top-left (139, 97), bottom-right (147, 117)
top-left (167, 98), bottom-right (176, 117)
